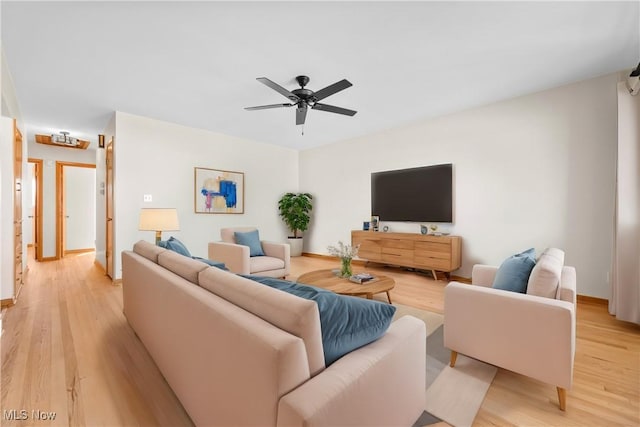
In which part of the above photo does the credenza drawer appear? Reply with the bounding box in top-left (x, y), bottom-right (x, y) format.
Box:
top-left (415, 241), bottom-right (450, 253)
top-left (356, 237), bottom-right (382, 261)
top-left (381, 239), bottom-right (413, 250)
top-left (381, 253), bottom-right (413, 267)
top-left (359, 250), bottom-right (382, 261)
top-left (414, 257), bottom-right (451, 270)
top-left (414, 249), bottom-right (449, 260)
top-left (355, 237), bottom-right (381, 250)
top-left (382, 247), bottom-right (413, 258)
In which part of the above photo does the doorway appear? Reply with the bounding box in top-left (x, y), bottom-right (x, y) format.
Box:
top-left (55, 162), bottom-right (96, 258)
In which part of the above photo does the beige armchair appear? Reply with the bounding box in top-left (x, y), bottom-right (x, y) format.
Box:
top-left (208, 227), bottom-right (290, 278)
top-left (444, 254), bottom-right (576, 411)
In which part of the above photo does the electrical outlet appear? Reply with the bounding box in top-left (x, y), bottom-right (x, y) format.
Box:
top-left (143, 194), bottom-right (152, 202)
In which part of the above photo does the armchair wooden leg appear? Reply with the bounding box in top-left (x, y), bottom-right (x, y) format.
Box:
top-left (557, 387), bottom-right (567, 411)
top-left (450, 351), bottom-right (458, 368)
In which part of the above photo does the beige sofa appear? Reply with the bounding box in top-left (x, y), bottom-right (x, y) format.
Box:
top-left (122, 240), bottom-right (426, 426)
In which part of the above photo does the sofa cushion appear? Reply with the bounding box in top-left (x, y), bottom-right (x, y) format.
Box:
top-left (133, 240), bottom-right (165, 263)
top-left (527, 248), bottom-right (565, 299)
top-left (166, 236), bottom-right (192, 258)
top-left (245, 276), bottom-right (396, 366)
top-left (250, 256), bottom-right (285, 273)
top-left (192, 256), bottom-right (228, 270)
top-left (492, 248), bottom-right (536, 293)
top-left (234, 230), bottom-right (265, 257)
top-left (157, 250), bottom-right (209, 285)
top-left (198, 267), bottom-right (325, 376)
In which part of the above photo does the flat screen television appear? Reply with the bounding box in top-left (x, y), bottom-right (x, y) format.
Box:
top-left (371, 164), bottom-right (453, 222)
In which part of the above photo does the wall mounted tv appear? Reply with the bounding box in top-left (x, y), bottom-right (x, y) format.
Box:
top-left (371, 163), bottom-right (453, 222)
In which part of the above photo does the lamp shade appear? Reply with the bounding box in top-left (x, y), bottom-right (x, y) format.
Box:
top-left (138, 208), bottom-right (180, 232)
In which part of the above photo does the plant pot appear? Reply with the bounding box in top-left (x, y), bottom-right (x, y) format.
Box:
top-left (288, 238), bottom-right (304, 257)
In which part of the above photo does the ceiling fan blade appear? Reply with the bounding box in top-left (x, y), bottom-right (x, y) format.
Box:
top-left (312, 103), bottom-right (357, 116)
top-left (245, 103), bottom-right (293, 111)
top-left (312, 79), bottom-right (352, 102)
top-left (256, 77), bottom-right (300, 101)
top-left (296, 105), bottom-right (308, 125)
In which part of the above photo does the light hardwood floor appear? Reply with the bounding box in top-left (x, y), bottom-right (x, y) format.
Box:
top-left (1, 252), bottom-right (638, 426)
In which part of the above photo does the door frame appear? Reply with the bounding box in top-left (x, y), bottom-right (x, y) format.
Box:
top-left (27, 158), bottom-right (44, 261)
top-left (55, 161), bottom-right (96, 259)
top-left (105, 138), bottom-right (114, 279)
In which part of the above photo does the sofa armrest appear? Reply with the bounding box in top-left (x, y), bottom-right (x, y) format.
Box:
top-left (444, 282), bottom-right (575, 389)
top-left (262, 241), bottom-right (291, 275)
top-left (559, 266), bottom-right (577, 305)
top-left (277, 316), bottom-right (426, 427)
top-left (208, 241), bottom-right (250, 274)
top-left (472, 264), bottom-right (498, 287)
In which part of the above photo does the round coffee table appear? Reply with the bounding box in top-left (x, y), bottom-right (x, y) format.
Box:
top-left (296, 269), bottom-right (394, 303)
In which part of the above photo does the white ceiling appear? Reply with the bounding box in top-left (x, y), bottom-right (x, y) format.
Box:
top-left (2, 1), bottom-right (638, 150)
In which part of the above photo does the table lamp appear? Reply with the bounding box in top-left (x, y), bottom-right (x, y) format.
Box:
top-left (138, 208), bottom-right (180, 244)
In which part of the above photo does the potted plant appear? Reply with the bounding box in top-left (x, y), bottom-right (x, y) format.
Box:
top-left (278, 192), bottom-right (313, 256)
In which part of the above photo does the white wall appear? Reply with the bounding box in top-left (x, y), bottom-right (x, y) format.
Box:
top-left (1, 47), bottom-right (21, 123)
top-left (27, 142), bottom-right (96, 258)
top-left (300, 73), bottom-right (618, 298)
top-left (112, 112), bottom-right (298, 280)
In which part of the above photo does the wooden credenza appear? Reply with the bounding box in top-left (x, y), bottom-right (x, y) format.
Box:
top-left (351, 230), bottom-right (461, 279)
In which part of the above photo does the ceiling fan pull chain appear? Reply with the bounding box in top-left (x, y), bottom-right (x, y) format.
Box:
top-left (301, 124), bottom-right (305, 136)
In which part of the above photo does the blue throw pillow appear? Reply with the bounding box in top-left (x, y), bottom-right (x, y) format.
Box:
top-left (157, 240), bottom-right (169, 249)
top-left (234, 230), bottom-right (265, 257)
top-left (492, 248), bottom-right (536, 293)
top-left (165, 236), bottom-right (192, 258)
top-left (242, 275), bottom-right (396, 365)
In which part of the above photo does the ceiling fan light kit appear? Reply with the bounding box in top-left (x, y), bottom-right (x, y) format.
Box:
top-left (245, 75), bottom-right (357, 129)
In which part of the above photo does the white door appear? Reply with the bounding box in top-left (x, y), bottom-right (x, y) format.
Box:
top-left (64, 166), bottom-right (96, 252)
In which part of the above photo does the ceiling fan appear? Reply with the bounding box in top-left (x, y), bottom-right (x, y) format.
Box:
top-left (245, 75), bottom-right (357, 126)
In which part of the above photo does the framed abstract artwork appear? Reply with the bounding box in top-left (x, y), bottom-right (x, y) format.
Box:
top-left (194, 167), bottom-right (244, 214)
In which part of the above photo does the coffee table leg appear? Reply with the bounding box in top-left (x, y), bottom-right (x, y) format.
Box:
top-left (386, 291), bottom-right (392, 304)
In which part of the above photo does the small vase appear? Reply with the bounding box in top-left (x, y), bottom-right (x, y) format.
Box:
top-left (340, 257), bottom-right (352, 278)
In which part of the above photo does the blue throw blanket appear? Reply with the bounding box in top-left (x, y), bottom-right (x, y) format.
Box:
top-left (241, 275), bottom-right (396, 365)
